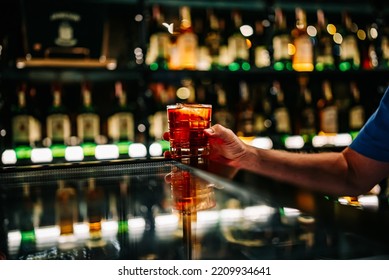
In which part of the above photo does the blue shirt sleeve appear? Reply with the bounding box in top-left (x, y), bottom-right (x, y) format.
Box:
top-left (349, 87), bottom-right (389, 162)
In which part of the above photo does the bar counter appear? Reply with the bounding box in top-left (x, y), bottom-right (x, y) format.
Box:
top-left (1, 158), bottom-right (389, 260)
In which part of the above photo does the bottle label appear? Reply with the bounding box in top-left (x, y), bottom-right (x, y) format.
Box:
top-left (349, 106), bottom-right (365, 130)
top-left (12, 115), bottom-right (31, 143)
top-left (255, 46), bottom-right (271, 68)
top-left (108, 112), bottom-right (134, 141)
top-left (77, 113), bottom-right (100, 141)
top-left (47, 114), bottom-right (71, 142)
top-left (382, 36), bottom-right (389, 60)
top-left (149, 111), bottom-right (168, 140)
top-left (274, 107), bottom-right (291, 133)
top-left (12, 115), bottom-right (41, 144)
top-left (321, 106), bottom-right (338, 133)
top-left (253, 113), bottom-right (266, 134)
top-left (300, 108), bottom-right (316, 134)
top-left (229, 35), bottom-right (249, 60)
top-left (177, 33), bottom-right (197, 69)
top-left (293, 35), bottom-right (313, 70)
top-left (273, 34), bottom-right (290, 61)
top-left (341, 36), bottom-right (360, 64)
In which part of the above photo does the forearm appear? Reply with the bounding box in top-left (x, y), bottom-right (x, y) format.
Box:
top-left (239, 145), bottom-right (357, 196)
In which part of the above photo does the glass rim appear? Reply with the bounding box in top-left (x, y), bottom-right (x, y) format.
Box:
top-left (166, 103), bottom-right (212, 109)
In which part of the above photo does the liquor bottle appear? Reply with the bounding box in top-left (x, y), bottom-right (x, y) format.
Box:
top-left (296, 75), bottom-right (317, 139)
top-left (348, 81), bottom-right (365, 133)
top-left (291, 8), bottom-right (314, 72)
top-left (252, 19), bottom-right (271, 69)
top-left (212, 83), bottom-right (235, 130)
top-left (107, 81), bottom-right (134, 143)
top-left (377, 20), bottom-right (389, 68)
top-left (11, 84), bottom-right (42, 147)
top-left (176, 6), bottom-right (198, 70)
top-left (217, 18), bottom-right (232, 69)
top-left (149, 83), bottom-right (171, 141)
top-left (227, 10), bottom-right (250, 71)
top-left (204, 9), bottom-right (223, 70)
top-left (271, 8), bottom-right (292, 71)
top-left (236, 81), bottom-right (254, 137)
top-left (338, 12), bottom-right (360, 71)
top-left (271, 81), bottom-right (292, 136)
top-left (77, 82), bottom-right (100, 144)
top-left (251, 83), bottom-right (268, 136)
top-left (46, 84), bottom-right (71, 145)
top-left (314, 9), bottom-right (335, 71)
top-left (317, 80), bottom-right (338, 134)
top-left (147, 4), bottom-right (170, 71)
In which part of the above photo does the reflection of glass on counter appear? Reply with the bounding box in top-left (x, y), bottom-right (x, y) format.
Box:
top-left (169, 165), bottom-right (216, 213)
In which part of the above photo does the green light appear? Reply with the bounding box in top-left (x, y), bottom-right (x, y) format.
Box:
top-left (21, 230), bottom-right (36, 242)
top-left (285, 62), bottom-right (293, 71)
top-left (82, 143), bottom-right (96, 157)
top-left (150, 63), bottom-right (158, 71)
top-left (15, 146), bottom-right (32, 159)
top-left (350, 131), bottom-right (359, 140)
top-left (339, 62), bottom-right (351, 71)
top-left (280, 134), bottom-right (290, 145)
top-left (273, 62), bottom-right (284, 71)
top-left (51, 144), bottom-right (66, 158)
top-left (118, 220), bottom-right (128, 234)
top-left (242, 62), bottom-right (251, 71)
top-left (116, 141), bottom-right (132, 155)
top-left (315, 63), bottom-right (324, 71)
top-left (228, 62), bottom-right (240, 71)
top-left (158, 140), bottom-right (170, 152)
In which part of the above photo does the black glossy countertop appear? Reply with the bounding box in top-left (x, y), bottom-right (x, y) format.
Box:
top-left (1, 158), bottom-right (389, 260)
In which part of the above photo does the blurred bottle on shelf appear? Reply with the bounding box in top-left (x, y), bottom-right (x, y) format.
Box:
top-left (348, 81), bottom-right (365, 134)
top-left (236, 81), bottom-right (254, 137)
top-left (252, 19), bottom-right (271, 69)
top-left (317, 80), bottom-right (338, 134)
top-left (377, 20), bottom-right (389, 68)
top-left (212, 83), bottom-right (235, 130)
top-left (295, 75), bottom-right (317, 139)
top-left (314, 9), bottom-right (335, 71)
top-left (147, 4), bottom-right (170, 71)
top-left (251, 83), bottom-right (268, 136)
top-left (148, 83), bottom-right (172, 141)
top-left (268, 80), bottom-right (292, 136)
top-left (291, 8), bottom-right (314, 72)
top-left (107, 81), bottom-right (134, 143)
top-left (11, 83), bottom-right (42, 147)
top-left (77, 82), bottom-right (100, 144)
top-left (46, 84), bottom-right (71, 146)
top-left (204, 9), bottom-right (224, 70)
top-left (175, 6), bottom-right (198, 70)
top-left (227, 10), bottom-right (250, 71)
top-left (338, 12), bottom-right (360, 71)
top-left (271, 8), bottom-right (292, 71)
